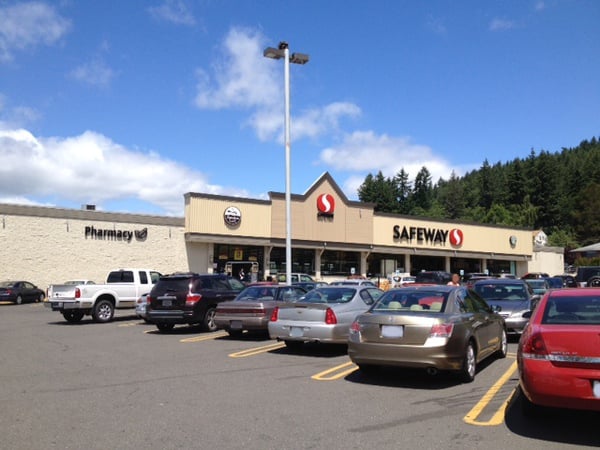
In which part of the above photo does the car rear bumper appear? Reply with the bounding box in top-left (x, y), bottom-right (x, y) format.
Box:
top-left (214, 315), bottom-right (269, 331)
top-left (268, 321), bottom-right (349, 344)
top-left (347, 340), bottom-right (464, 371)
top-left (147, 310), bottom-right (199, 323)
top-left (519, 358), bottom-right (600, 411)
top-left (46, 300), bottom-right (93, 311)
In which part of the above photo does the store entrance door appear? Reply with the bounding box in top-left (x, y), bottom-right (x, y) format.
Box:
top-left (225, 261), bottom-right (259, 283)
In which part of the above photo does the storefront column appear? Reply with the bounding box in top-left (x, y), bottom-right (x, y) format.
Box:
top-left (445, 256), bottom-right (451, 273)
top-left (404, 254), bottom-right (411, 274)
top-left (360, 252), bottom-right (369, 277)
top-left (315, 249), bottom-right (323, 280)
top-left (263, 246), bottom-right (272, 280)
top-left (207, 242), bottom-right (215, 274)
top-left (482, 258), bottom-right (488, 273)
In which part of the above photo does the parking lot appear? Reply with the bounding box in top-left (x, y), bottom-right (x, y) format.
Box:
top-left (2, 303), bottom-right (599, 450)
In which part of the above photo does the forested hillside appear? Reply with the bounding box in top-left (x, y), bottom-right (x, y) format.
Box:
top-left (357, 137), bottom-right (600, 252)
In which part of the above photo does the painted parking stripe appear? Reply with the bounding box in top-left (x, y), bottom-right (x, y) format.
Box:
top-left (180, 331), bottom-right (229, 342)
top-left (463, 360), bottom-right (518, 426)
top-left (311, 361), bottom-right (357, 381)
top-left (229, 342), bottom-right (285, 358)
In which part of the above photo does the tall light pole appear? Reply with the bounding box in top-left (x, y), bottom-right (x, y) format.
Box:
top-left (263, 42), bottom-right (309, 286)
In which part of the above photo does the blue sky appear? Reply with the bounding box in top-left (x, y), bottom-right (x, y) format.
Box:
top-left (0, 0), bottom-right (598, 216)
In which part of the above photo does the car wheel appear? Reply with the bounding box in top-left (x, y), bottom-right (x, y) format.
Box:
top-left (460, 341), bottom-right (476, 383)
top-left (15, 295), bottom-right (23, 305)
top-left (284, 340), bottom-right (304, 351)
top-left (357, 364), bottom-right (379, 375)
top-left (36, 293), bottom-right (45, 303)
top-left (202, 306), bottom-right (217, 332)
top-left (496, 329), bottom-right (508, 359)
top-left (156, 323), bottom-right (175, 332)
top-left (520, 386), bottom-right (539, 417)
top-left (227, 329), bottom-right (244, 338)
top-left (588, 277), bottom-right (600, 287)
top-left (92, 299), bottom-right (114, 323)
top-left (62, 311), bottom-right (85, 323)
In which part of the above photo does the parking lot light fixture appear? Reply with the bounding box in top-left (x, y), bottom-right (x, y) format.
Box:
top-left (263, 41), bottom-right (309, 285)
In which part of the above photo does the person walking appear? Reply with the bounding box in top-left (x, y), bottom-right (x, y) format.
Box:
top-left (447, 273), bottom-right (461, 286)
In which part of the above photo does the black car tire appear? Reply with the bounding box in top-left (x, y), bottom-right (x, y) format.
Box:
top-left (588, 277), bottom-right (600, 287)
top-left (92, 299), bottom-right (114, 323)
top-left (202, 306), bottom-right (218, 332)
top-left (62, 311), bottom-right (85, 323)
top-left (156, 323), bottom-right (175, 332)
top-left (36, 293), bottom-right (45, 303)
top-left (357, 364), bottom-right (379, 375)
top-left (496, 329), bottom-right (508, 359)
top-left (284, 340), bottom-right (304, 351)
top-left (460, 341), bottom-right (476, 383)
top-left (227, 329), bottom-right (244, 338)
top-left (15, 295), bottom-right (23, 305)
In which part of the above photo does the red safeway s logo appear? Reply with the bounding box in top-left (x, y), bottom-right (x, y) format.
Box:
top-left (449, 228), bottom-right (463, 246)
top-left (317, 193), bottom-right (335, 215)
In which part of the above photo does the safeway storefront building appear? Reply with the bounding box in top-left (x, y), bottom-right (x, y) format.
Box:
top-left (0, 173), bottom-right (552, 289)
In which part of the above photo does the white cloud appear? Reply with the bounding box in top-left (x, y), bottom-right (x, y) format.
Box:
top-left (0, 127), bottom-right (246, 215)
top-left (195, 28), bottom-right (361, 142)
top-left (0, 1), bottom-right (71, 62)
top-left (319, 130), bottom-right (465, 197)
top-left (489, 18), bottom-right (516, 31)
top-left (148, 0), bottom-right (196, 26)
top-left (69, 58), bottom-right (115, 87)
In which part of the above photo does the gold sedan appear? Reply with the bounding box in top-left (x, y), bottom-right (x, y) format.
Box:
top-left (347, 285), bottom-right (507, 382)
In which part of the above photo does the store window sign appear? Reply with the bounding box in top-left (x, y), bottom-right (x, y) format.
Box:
top-left (393, 225), bottom-right (464, 247)
top-left (317, 193), bottom-right (335, 215)
top-left (224, 206), bottom-right (241, 226)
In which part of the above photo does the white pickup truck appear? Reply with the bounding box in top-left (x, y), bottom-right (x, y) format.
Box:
top-left (46, 268), bottom-right (161, 323)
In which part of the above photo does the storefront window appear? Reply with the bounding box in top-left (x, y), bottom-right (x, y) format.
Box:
top-left (213, 244), bottom-right (264, 279)
top-left (270, 248), bottom-right (315, 275)
top-left (321, 250), bottom-right (360, 276)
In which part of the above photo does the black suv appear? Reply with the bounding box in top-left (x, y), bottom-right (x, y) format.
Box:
top-left (147, 273), bottom-right (245, 332)
top-left (574, 266), bottom-right (600, 287)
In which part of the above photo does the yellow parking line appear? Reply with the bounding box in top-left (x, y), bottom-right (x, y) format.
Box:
top-left (0, 301), bottom-right (12, 305)
top-left (229, 342), bottom-right (285, 358)
top-left (180, 331), bottom-right (228, 342)
top-left (118, 323), bottom-right (138, 327)
top-left (463, 360), bottom-right (518, 426)
top-left (311, 361), bottom-right (358, 381)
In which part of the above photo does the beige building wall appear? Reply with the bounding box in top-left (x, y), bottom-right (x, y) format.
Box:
top-left (373, 215), bottom-right (533, 258)
top-left (529, 246), bottom-right (565, 276)
top-left (0, 204), bottom-right (187, 290)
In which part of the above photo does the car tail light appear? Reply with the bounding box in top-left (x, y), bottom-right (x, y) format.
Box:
top-left (186, 294), bottom-right (202, 306)
top-left (520, 329), bottom-right (548, 359)
top-left (75, 288), bottom-right (81, 299)
top-left (325, 308), bottom-right (337, 325)
top-left (349, 320), bottom-right (361, 334)
top-left (429, 323), bottom-right (453, 338)
top-left (270, 306), bottom-right (279, 322)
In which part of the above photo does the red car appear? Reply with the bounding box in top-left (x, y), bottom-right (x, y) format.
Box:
top-left (517, 288), bottom-right (600, 415)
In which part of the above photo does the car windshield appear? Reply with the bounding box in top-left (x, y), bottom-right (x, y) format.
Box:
top-left (372, 290), bottom-right (447, 312)
top-left (542, 295), bottom-right (600, 325)
top-left (235, 286), bottom-right (276, 301)
top-left (301, 287), bottom-right (356, 304)
top-left (474, 283), bottom-right (527, 301)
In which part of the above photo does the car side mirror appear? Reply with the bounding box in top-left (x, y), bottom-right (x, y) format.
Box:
top-left (492, 305), bottom-right (502, 313)
top-left (522, 310), bottom-right (532, 319)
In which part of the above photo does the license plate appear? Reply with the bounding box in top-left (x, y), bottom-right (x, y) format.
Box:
top-left (290, 327), bottom-right (304, 338)
top-left (162, 299), bottom-right (172, 307)
top-left (381, 325), bottom-right (404, 338)
top-left (230, 320), bottom-right (242, 330)
top-left (594, 381), bottom-right (600, 398)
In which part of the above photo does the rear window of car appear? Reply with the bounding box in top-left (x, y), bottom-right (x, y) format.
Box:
top-left (302, 287), bottom-right (356, 304)
top-left (153, 278), bottom-right (191, 295)
top-left (372, 290), bottom-right (447, 312)
top-left (236, 286), bottom-right (276, 301)
top-left (542, 295), bottom-right (600, 325)
top-left (474, 283), bottom-right (528, 301)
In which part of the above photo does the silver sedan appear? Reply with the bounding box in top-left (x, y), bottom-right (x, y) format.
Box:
top-left (268, 285), bottom-right (383, 350)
